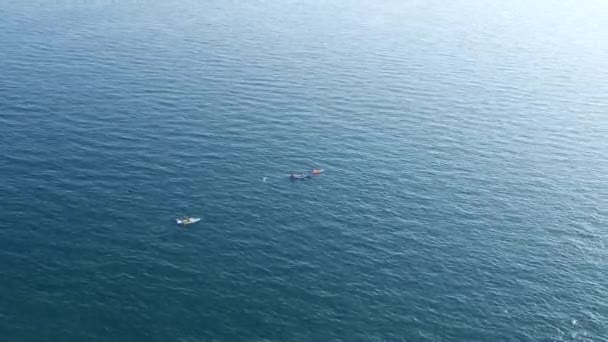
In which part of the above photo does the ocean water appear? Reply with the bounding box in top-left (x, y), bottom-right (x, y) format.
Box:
top-left (1, 0), bottom-right (607, 341)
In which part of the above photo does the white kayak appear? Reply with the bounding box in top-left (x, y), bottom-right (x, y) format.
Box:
top-left (176, 217), bottom-right (201, 225)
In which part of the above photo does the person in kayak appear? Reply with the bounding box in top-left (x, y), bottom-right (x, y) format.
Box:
top-left (290, 172), bottom-right (307, 179)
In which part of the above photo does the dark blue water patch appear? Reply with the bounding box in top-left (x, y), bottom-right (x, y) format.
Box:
top-left (1, 0), bottom-right (607, 341)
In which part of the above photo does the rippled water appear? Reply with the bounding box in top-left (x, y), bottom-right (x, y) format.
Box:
top-left (1, 0), bottom-right (607, 341)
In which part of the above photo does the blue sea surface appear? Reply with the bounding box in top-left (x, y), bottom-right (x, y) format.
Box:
top-left (1, 0), bottom-right (607, 341)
